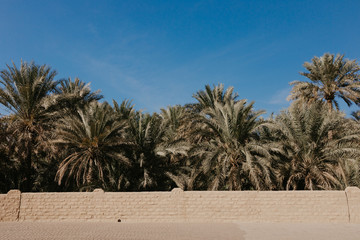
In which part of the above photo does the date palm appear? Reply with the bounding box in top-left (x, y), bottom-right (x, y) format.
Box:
top-left (54, 102), bottom-right (130, 190)
top-left (157, 106), bottom-right (194, 189)
top-left (53, 77), bottom-right (103, 113)
top-left (125, 112), bottom-right (168, 190)
top-left (266, 101), bottom-right (360, 190)
top-left (288, 53), bottom-right (360, 110)
top-left (190, 84), bottom-right (238, 112)
top-left (113, 99), bottom-right (135, 120)
top-left (0, 61), bottom-right (59, 191)
top-left (157, 105), bottom-right (190, 158)
top-left (192, 98), bottom-right (273, 190)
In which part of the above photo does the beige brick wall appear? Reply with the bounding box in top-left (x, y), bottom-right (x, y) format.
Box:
top-left (1, 187), bottom-right (360, 223)
top-left (180, 190), bottom-right (350, 223)
top-left (19, 190), bottom-right (179, 222)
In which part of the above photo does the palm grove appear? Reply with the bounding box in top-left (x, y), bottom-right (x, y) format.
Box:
top-left (1, 53), bottom-right (360, 193)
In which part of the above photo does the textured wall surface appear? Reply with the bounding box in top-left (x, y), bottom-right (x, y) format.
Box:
top-left (1, 188), bottom-right (359, 223)
top-left (345, 187), bottom-right (360, 223)
top-left (0, 190), bottom-right (21, 221)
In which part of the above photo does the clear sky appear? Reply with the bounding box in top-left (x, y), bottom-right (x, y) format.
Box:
top-left (1, 0), bottom-right (360, 115)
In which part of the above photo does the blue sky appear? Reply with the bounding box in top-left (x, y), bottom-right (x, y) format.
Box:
top-left (1, 0), bottom-right (360, 115)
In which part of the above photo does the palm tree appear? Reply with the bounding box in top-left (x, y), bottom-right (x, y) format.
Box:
top-left (0, 61), bottom-right (60, 191)
top-left (53, 77), bottom-right (103, 113)
top-left (54, 102), bottom-right (130, 190)
top-left (113, 99), bottom-right (135, 120)
top-left (190, 84), bottom-right (238, 112)
top-left (191, 96), bottom-right (273, 190)
top-left (157, 105), bottom-right (190, 159)
top-left (124, 112), bottom-right (168, 190)
top-left (157, 105), bottom-right (193, 189)
top-left (288, 53), bottom-right (360, 110)
top-left (265, 101), bottom-right (360, 190)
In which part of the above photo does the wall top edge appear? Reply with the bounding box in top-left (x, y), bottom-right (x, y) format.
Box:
top-left (5, 187), bottom-right (359, 194)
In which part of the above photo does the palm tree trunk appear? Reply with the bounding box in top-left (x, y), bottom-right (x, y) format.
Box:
top-left (327, 99), bottom-right (333, 112)
top-left (86, 159), bottom-right (93, 188)
top-left (23, 143), bottom-right (33, 192)
top-left (327, 99), bottom-right (333, 140)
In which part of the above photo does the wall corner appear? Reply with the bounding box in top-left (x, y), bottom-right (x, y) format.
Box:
top-left (1, 189), bottom-right (21, 222)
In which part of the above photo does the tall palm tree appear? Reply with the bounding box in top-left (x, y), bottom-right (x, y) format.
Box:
top-left (265, 101), bottom-right (360, 190)
top-left (191, 98), bottom-right (273, 190)
top-left (288, 53), bottom-right (360, 110)
top-left (0, 61), bottom-right (60, 191)
top-left (54, 102), bottom-right (130, 190)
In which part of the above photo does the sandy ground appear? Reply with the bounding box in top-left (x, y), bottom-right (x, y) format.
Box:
top-left (0, 222), bottom-right (359, 240)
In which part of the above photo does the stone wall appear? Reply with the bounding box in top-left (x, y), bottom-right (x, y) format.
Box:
top-left (1, 187), bottom-right (360, 223)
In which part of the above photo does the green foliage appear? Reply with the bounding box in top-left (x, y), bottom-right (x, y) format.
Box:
top-left (1, 55), bottom-right (360, 192)
top-left (54, 102), bottom-right (130, 190)
top-left (53, 77), bottom-right (103, 113)
top-left (190, 91), bottom-right (273, 190)
top-left (288, 53), bottom-right (360, 110)
top-left (265, 101), bottom-right (360, 190)
top-left (191, 83), bottom-right (238, 112)
top-left (0, 61), bottom-right (59, 191)
top-left (123, 110), bottom-right (185, 191)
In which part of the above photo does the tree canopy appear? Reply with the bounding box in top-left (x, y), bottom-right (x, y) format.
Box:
top-left (288, 53), bottom-right (360, 110)
top-left (1, 56), bottom-right (360, 192)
